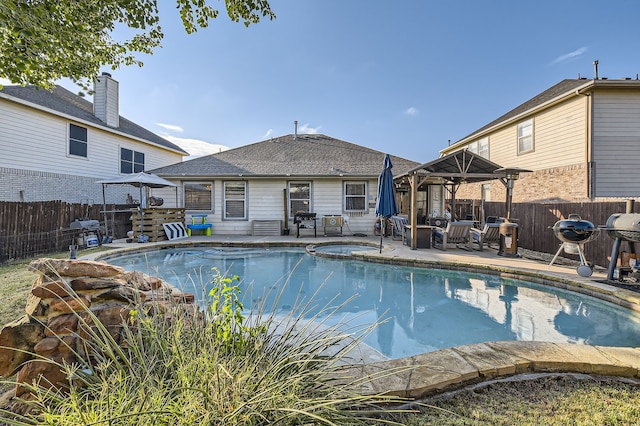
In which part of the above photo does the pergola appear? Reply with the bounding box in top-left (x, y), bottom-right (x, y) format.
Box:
top-left (394, 150), bottom-right (528, 250)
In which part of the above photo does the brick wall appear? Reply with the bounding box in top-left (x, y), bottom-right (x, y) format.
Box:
top-left (0, 167), bottom-right (132, 204)
top-left (453, 163), bottom-right (590, 203)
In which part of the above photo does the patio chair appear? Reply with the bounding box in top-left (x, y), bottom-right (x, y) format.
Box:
top-left (391, 216), bottom-right (409, 243)
top-left (433, 222), bottom-right (473, 250)
top-left (470, 223), bottom-right (501, 251)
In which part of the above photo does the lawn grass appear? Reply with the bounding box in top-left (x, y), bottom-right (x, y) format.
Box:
top-left (0, 247), bottom-right (110, 326)
top-left (1, 249), bottom-right (640, 424)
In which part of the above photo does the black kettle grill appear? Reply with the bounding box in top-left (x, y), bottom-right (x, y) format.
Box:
top-left (548, 215), bottom-right (600, 277)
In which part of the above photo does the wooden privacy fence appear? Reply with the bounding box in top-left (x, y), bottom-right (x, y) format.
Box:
top-left (458, 199), bottom-right (638, 269)
top-left (0, 201), bottom-right (132, 264)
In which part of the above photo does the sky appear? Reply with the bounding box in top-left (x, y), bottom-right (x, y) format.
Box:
top-left (14, 0), bottom-right (640, 162)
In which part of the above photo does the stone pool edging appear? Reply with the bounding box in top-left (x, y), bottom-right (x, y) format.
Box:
top-left (91, 240), bottom-right (640, 400)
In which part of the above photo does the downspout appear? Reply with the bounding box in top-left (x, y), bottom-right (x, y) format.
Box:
top-left (576, 85), bottom-right (593, 199)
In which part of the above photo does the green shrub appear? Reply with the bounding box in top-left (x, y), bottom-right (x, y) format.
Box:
top-left (1, 267), bottom-right (411, 425)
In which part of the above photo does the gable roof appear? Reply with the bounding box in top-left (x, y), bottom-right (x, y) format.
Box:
top-left (445, 79), bottom-right (591, 152)
top-left (447, 77), bottom-right (640, 156)
top-left (399, 149), bottom-right (504, 184)
top-left (0, 84), bottom-right (188, 155)
top-left (149, 134), bottom-right (420, 178)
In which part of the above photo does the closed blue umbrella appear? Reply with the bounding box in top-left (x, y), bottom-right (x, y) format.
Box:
top-left (376, 154), bottom-right (399, 252)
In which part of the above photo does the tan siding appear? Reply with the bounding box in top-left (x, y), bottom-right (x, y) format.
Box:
top-left (487, 98), bottom-right (587, 170)
top-left (592, 91), bottom-right (640, 197)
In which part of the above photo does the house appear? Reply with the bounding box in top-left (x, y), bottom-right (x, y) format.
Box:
top-left (440, 75), bottom-right (640, 203)
top-left (149, 133), bottom-right (420, 236)
top-left (0, 73), bottom-right (188, 204)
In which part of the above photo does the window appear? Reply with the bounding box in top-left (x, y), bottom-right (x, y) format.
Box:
top-left (69, 124), bottom-right (87, 157)
top-left (517, 119), bottom-right (533, 154)
top-left (481, 184), bottom-right (491, 201)
top-left (224, 181), bottom-right (246, 219)
top-left (477, 137), bottom-right (489, 159)
top-left (120, 148), bottom-right (145, 174)
top-left (289, 181), bottom-right (311, 216)
top-left (467, 137), bottom-right (489, 159)
top-left (184, 182), bottom-right (213, 211)
top-left (344, 181), bottom-right (367, 212)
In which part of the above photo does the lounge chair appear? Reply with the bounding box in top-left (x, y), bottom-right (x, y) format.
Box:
top-left (470, 223), bottom-right (501, 251)
top-left (391, 216), bottom-right (409, 243)
top-left (433, 222), bottom-right (473, 250)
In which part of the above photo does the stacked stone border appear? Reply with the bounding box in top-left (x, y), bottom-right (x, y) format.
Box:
top-left (0, 258), bottom-right (195, 413)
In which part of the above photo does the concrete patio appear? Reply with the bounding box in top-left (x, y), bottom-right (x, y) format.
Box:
top-left (85, 233), bottom-right (640, 399)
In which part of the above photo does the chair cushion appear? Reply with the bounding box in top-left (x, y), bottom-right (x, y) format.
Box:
top-left (163, 222), bottom-right (188, 240)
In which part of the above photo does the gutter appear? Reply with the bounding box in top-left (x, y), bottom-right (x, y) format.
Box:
top-left (441, 80), bottom-right (596, 155)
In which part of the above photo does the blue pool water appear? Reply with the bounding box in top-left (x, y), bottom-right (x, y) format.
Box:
top-left (313, 244), bottom-right (376, 255)
top-left (106, 247), bottom-right (640, 360)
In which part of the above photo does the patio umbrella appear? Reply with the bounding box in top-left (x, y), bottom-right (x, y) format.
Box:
top-left (375, 154), bottom-right (399, 253)
top-left (96, 172), bottom-right (178, 240)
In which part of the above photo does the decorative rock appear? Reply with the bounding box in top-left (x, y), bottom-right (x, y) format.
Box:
top-left (31, 280), bottom-right (74, 299)
top-left (70, 277), bottom-right (125, 291)
top-left (49, 295), bottom-right (91, 314)
top-left (24, 293), bottom-right (48, 318)
top-left (29, 258), bottom-right (125, 278)
top-left (93, 286), bottom-right (145, 304)
top-left (0, 316), bottom-right (45, 377)
top-left (44, 314), bottom-right (78, 337)
top-left (1, 257), bottom-right (196, 403)
top-left (16, 360), bottom-right (69, 397)
top-left (122, 271), bottom-right (165, 291)
top-left (34, 336), bottom-right (61, 355)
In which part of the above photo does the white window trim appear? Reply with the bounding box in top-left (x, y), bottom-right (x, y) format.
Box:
top-left (184, 181), bottom-right (214, 212)
top-left (343, 181), bottom-right (368, 212)
top-left (120, 147), bottom-right (145, 174)
top-left (68, 123), bottom-right (88, 158)
top-left (223, 180), bottom-right (247, 220)
top-left (288, 181), bottom-right (312, 217)
top-left (517, 119), bottom-right (534, 155)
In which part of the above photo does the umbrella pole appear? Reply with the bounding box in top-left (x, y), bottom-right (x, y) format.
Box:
top-left (379, 217), bottom-right (383, 253)
top-left (139, 186), bottom-right (144, 238)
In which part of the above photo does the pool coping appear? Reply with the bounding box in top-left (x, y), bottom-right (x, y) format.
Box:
top-left (90, 237), bottom-right (640, 400)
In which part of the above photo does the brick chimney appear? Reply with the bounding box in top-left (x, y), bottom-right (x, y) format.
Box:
top-left (93, 72), bottom-right (119, 128)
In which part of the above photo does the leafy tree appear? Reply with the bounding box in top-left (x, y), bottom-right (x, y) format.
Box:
top-left (0, 0), bottom-right (275, 90)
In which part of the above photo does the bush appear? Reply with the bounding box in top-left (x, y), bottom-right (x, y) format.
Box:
top-left (1, 267), bottom-right (410, 425)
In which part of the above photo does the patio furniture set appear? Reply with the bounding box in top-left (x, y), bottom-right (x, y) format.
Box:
top-left (390, 215), bottom-right (503, 251)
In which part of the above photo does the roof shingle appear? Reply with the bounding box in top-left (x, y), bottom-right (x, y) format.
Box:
top-left (0, 84), bottom-right (188, 155)
top-left (150, 134), bottom-right (420, 177)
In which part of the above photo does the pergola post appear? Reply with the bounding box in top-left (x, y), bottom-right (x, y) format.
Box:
top-left (410, 172), bottom-right (418, 250)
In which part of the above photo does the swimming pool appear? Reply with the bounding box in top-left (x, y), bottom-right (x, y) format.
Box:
top-left (106, 247), bottom-right (640, 360)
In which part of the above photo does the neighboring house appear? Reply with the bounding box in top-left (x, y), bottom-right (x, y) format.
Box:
top-left (149, 134), bottom-right (419, 236)
top-left (440, 76), bottom-right (640, 203)
top-left (0, 73), bottom-right (187, 204)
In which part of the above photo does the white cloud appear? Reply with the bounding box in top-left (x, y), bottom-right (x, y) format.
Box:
top-left (404, 107), bottom-right (419, 116)
top-left (552, 47), bottom-right (588, 64)
top-left (0, 78), bottom-right (15, 86)
top-left (262, 128), bottom-right (273, 139)
top-left (298, 123), bottom-right (321, 134)
top-left (160, 134), bottom-right (229, 161)
top-left (156, 122), bottom-right (184, 132)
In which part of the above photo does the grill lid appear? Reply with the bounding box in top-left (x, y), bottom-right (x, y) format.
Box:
top-left (552, 216), bottom-right (597, 243)
top-left (604, 213), bottom-right (640, 242)
top-left (70, 219), bottom-right (100, 230)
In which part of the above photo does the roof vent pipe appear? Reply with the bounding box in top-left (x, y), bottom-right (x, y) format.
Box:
top-left (294, 120), bottom-right (298, 140)
top-left (593, 60), bottom-right (599, 80)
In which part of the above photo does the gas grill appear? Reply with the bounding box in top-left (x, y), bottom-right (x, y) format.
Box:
top-left (70, 219), bottom-right (102, 248)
